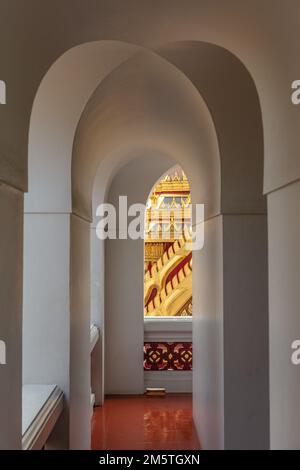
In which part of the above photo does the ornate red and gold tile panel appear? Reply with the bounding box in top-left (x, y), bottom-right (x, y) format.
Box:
top-left (144, 342), bottom-right (192, 371)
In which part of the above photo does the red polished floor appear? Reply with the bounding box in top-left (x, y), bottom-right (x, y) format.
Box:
top-left (91, 394), bottom-right (201, 450)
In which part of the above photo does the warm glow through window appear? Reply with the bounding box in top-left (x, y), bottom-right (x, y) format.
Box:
top-left (144, 167), bottom-right (192, 317)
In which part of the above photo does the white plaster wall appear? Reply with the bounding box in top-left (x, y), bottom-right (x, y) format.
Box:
top-left (70, 214), bottom-right (91, 449)
top-left (91, 230), bottom-right (105, 328)
top-left (103, 155), bottom-right (173, 394)
top-left (0, 183), bottom-right (23, 450)
top-left (23, 206), bottom-right (93, 450)
top-left (268, 181), bottom-right (300, 449)
top-left (0, 1), bottom-right (299, 451)
top-left (23, 213), bottom-right (70, 448)
top-left (193, 216), bottom-right (224, 450)
top-left (0, 1), bottom-right (298, 196)
top-left (90, 228), bottom-right (105, 404)
top-left (105, 235), bottom-right (144, 395)
top-left (72, 50), bottom-right (221, 221)
top-left (25, 41), bottom-right (139, 213)
top-left (23, 214), bottom-right (70, 388)
top-left (157, 41), bottom-right (265, 216)
top-left (223, 215), bottom-right (269, 450)
top-left (193, 214), bottom-right (269, 450)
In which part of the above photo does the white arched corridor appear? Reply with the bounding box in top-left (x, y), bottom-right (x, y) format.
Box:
top-left (0, 1), bottom-right (299, 451)
top-left (23, 38), bottom-right (268, 450)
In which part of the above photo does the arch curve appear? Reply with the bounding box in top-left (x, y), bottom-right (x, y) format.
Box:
top-left (72, 48), bottom-right (221, 220)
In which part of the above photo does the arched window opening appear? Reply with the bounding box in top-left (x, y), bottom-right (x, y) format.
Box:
top-left (144, 166), bottom-right (192, 318)
top-left (143, 166), bottom-right (193, 382)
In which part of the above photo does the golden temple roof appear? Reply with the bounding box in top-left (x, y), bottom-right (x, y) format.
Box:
top-left (153, 170), bottom-right (190, 194)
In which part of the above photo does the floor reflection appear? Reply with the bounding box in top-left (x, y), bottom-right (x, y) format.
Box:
top-left (92, 394), bottom-right (200, 450)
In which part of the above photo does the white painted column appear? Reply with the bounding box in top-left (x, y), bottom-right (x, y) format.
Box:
top-left (100, 155), bottom-right (173, 396)
top-left (23, 212), bottom-right (70, 449)
top-left (193, 216), bottom-right (224, 450)
top-left (90, 227), bottom-right (104, 405)
top-left (0, 182), bottom-right (23, 449)
top-left (223, 214), bottom-right (269, 450)
top-left (105, 236), bottom-right (144, 394)
top-left (70, 214), bottom-right (91, 449)
top-left (23, 210), bottom-right (93, 450)
top-left (193, 214), bottom-right (269, 450)
top-left (268, 180), bottom-right (300, 449)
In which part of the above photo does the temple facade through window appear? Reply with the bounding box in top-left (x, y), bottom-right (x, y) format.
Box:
top-left (144, 167), bottom-right (192, 317)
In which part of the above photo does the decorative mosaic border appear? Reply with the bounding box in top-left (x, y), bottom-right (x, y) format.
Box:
top-left (144, 342), bottom-right (192, 371)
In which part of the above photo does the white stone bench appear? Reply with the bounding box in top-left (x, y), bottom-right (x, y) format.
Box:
top-left (22, 384), bottom-right (64, 450)
top-left (90, 324), bottom-right (100, 415)
top-left (90, 324), bottom-right (100, 353)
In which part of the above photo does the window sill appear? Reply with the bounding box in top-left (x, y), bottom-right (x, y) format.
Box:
top-left (144, 317), bottom-right (192, 341)
top-left (22, 384), bottom-right (63, 450)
